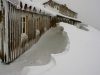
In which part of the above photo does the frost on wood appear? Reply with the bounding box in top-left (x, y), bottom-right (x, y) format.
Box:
top-left (36, 30), bottom-right (40, 36)
top-left (21, 33), bottom-right (28, 43)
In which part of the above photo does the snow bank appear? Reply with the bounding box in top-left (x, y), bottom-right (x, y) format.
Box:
top-left (1, 22), bottom-right (100, 75)
top-left (22, 22), bottom-right (100, 75)
top-left (21, 26), bottom-right (69, 75)
top-left (42, 22), bottom-right (100, 75)
top-left (0, 25), bottom-right (68, 75)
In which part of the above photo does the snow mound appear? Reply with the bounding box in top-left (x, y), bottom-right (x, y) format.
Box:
top-left (21, 22), bottom-right (100, 75)
top-left (3, 22), bottom-right (100, 75)
top-left (21, 56), bottom-right (56, 75)
top-left (21, 26), bottom-right (69, 75)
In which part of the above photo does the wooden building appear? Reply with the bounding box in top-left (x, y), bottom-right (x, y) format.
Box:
top-left (0, 0), bottom-right (57, 63)
top-left (43, 0), bottom-right (77, 18)
top-left (0, 0), bottom-right (81, 64)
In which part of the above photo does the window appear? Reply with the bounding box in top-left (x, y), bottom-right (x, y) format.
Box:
top-left (36, 17), bottom-right (40, 30)
top-left (21, 16), bottom-right (26, 33)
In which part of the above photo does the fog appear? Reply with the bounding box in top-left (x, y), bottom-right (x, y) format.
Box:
top-left (34, 0), bottom-right (100, 31)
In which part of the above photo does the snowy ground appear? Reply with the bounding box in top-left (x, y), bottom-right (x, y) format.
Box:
top-left (0, 22), bottom-right (100, 75)
top-left (0, 26), bottom-right (68, 75)
top-left (22, 22), bottom-right (100, 75)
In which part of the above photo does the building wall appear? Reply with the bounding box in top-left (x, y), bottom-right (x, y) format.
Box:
top-left (0, 1), bottom-right (53, 63)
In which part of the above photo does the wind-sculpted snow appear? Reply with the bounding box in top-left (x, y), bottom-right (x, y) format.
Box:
top-left (1, 22), bottom-right (100, 75)
top-left (21, 26), bottom-right (69, 75)
top-left (0, 25), bottom-right (69, 75)
top-left (21, 46), bottom-right (70, 75)
top-left (22, 22), bottom-right (100, 75)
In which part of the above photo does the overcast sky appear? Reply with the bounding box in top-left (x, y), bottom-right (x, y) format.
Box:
top-left (34, 0), bottom-right (100, 30)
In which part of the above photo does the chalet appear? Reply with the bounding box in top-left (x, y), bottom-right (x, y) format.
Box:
top-left (0, 0), bottom-right (81, 64)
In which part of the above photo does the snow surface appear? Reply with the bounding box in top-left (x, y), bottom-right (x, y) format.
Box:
top-left (0, 22), bottom-right (100, 75)
top-left (22, 22), bottom-right (100, 75)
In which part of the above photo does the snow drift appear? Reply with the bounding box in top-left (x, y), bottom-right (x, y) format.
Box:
top-left (0, 25), bottom-right (69, 75)
top-left (1, 22), bottom-right (100, 75)
top-left (22, 22), bottom-right (100, 75)
top-left (21, 26), bottom-right (69, 75)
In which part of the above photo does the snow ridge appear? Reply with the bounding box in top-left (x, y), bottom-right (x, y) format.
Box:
top-left (21, 26), bottom-right (69, 75)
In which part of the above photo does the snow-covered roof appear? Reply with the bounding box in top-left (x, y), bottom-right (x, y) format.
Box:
top-left (7, 0), bottom-right (56, 16)
top-left (52, 0), bottom-right (77, 14)
top-left (43, 0), bottom-right (77, 14)
top-left (6, 0), bottom-right (81, 22)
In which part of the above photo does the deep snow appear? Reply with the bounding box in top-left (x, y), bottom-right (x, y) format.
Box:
top-left (0, 22), bottom-right (100, 75)
top-left (22, 22), bottom-right (100, 75)
top-left (0, 25), bottom-right (68, 75)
